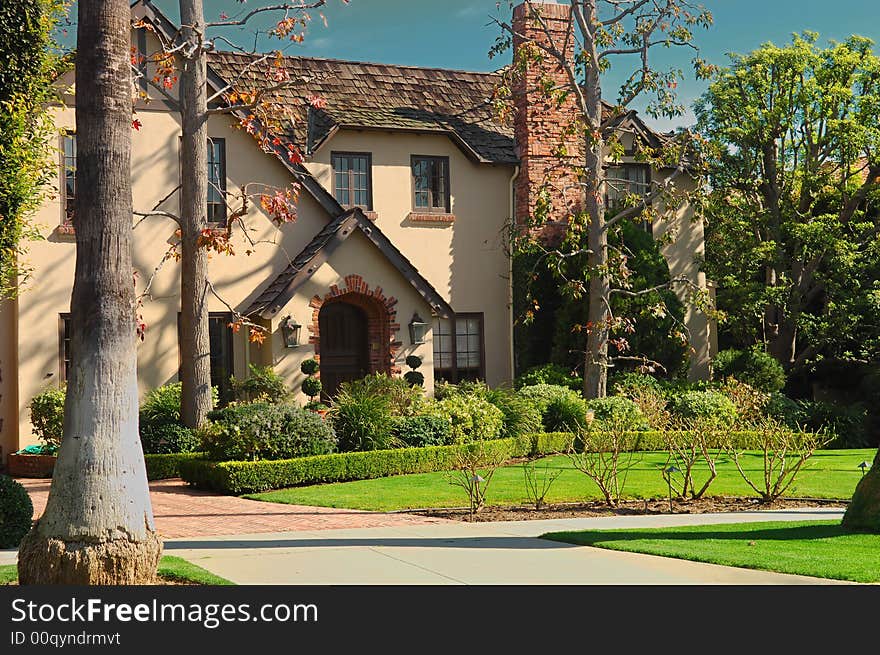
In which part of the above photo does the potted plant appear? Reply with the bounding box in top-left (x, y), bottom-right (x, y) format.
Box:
top-left (8, 386), bottom-right (65, 478)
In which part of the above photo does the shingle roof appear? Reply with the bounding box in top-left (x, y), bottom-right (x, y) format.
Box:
top-left (207, 51), bottom-right (517, 164)
top-left (244, 208), bottom-right (453, 320)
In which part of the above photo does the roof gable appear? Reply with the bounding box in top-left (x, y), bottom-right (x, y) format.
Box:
top-left (245, 208), bottom-right (453, 320)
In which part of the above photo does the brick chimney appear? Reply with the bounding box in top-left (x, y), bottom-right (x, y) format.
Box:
top-left (512, 2), bottom-right (584, 234)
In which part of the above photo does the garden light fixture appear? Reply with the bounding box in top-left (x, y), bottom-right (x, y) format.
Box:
top-left (663, 465), bottom-right (680, 513)
top-left (859, 461), bottom-right (870, 476)
top-left (280, 315), bottom-right (301, 348)
top-left (408, 313), bottom-right (428, 345)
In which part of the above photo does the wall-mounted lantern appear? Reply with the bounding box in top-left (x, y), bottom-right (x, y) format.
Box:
top-left (280, 315), bottom-right (301, 348)
top-left (408, 312), bottom-right (428, 345)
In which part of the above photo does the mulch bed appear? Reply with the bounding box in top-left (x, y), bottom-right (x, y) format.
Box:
top-left (413, 496), bottom-right (849, 522)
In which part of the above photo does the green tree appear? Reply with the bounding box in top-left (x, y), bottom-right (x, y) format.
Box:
top-left (496, 0), bottom-right (714, 398)
top-left (697, 34), bottom-right (880, 370)
top-left (0, 0), bottom-right (62, 298)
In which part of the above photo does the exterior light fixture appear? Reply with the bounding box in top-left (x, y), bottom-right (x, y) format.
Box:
top-left (663, 465), bottom-right (680, 513)
top-left (408, 312), bottom-right (428, 345)
top-left (280, 315), bottom-right (301, 348)
top-left (859, 461), bottom-right (870, 476)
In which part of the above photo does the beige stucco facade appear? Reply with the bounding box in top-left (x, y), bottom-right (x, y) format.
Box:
top-left (0, 74), bottom-right (515, 459)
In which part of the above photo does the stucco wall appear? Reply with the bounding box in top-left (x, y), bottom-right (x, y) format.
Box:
top-left (12, 102), bottom-right (340, 449)
top-left (304, 130), bottom-right (516, 387)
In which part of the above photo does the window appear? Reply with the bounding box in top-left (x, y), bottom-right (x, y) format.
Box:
top-left (177, 312), bottom-right (235, 404)
top-left (604, 164), bottom-right (650, 212)
top-left (412, 156), bottom-right (450, 213)
top-left (59, 313), bottom-right (71, 381)
top-left (207, 138), bottom-right (227, 224)
top-left (332, 152), bottom-right (372, 210)
top-left (208, 313), bottom-right (235, 403)
top-left (61, 133), bottom-right (76, 223)
top-left (433, 313), bottom-right (484, 383)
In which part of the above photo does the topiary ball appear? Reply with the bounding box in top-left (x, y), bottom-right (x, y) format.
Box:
top-left (300, 358), bottom-right (320, 376)
top-left (405, 355), bottom-right (423, 370)
top-left (302, 376), bottom-right (323, 398)
top-left (0, 475), bottom-right (34, 549)
top-left (404, 370), bottom-right (425, 387)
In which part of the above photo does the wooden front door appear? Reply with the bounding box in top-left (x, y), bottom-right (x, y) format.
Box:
top-left (319, 301), bottom-right (369, 399)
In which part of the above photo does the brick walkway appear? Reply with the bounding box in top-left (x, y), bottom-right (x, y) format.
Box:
top-left (17, 478), bottom-right (447, 539)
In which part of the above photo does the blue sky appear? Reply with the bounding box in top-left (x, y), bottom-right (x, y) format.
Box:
top-left (64, 1), bottom-right (880, 129)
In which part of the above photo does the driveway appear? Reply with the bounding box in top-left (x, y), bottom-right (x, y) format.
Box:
top-left (162, 508), bottom-right (849, 585)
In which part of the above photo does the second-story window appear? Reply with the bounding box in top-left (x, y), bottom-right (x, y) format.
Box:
top-left (332, 152), bottom-right (372, 210)
top-left (412, 155), bottom-right (450, 213)
top-left (207, 138), bottom-right (227, 225)
top-left (605, 163), bottom-right (650, 213)
top-left (62, 133), bottom-right (76, 223)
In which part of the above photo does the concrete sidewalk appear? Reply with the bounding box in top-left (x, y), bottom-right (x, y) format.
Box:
top-left (159, 508), bottom-right (848, 585)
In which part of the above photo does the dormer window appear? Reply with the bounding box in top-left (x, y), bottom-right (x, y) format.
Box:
top-left (332, 152), bottom-right (372, 210)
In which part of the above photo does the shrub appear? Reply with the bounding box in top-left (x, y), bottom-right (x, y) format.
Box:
top-left (544, 394), bottom-right (590, 432)
top-left (302, 376), bottom-right (323, 400)
top-left (202, 403), bottom-right (337, 461)
top-left (230, 364), bottom-right (291, 404)
top-left (668, 390), bottom-right (737, 427)
top-left (608, 372), bottom-right (664, 397)
top-left (517, 384), bottom-right (581, 417)
top-left (300, 358), bottom-right (320, 376)
top-left (404, 370), bottom-right (424, 387)
top-left (140, 423), bottom-right (199, 455)
top-left (797, 400), bottom-right (870, 448)
top-left (515, 364), bottom-right (582, 391)
top-left (405, 355), bottom-right (423, 370)
top-left (725, 418), bottom-right (823, 502)
top-left (484, 387), bottom-right (543, 439)
top-left (587, 396), bottom-right (649, 431)
top-left (0, 474), bottom-right (34, 548)
top-left (29, 386), bottom-right (65, 451)
top-left (764, 392), bottom-right (807, 428)
top-left (392, 415), bottom-right (452, 447)
top-left (139, 383), bottom-right (214, 455)
top-left (331, 388), bottom-right (395, 452)
top-left (713, 347), bottom-right (786, 393)
top-left (341, 373), bottom-right (426, 416)
top-left (426, 394), bottom-right (504, 442)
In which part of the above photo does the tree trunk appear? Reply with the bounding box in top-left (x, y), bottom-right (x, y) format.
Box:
top-left (842, 448), bottom-right (880, 532)
top-left (767, 316), bottom-right (797, 369)
top-left (178, 0), bottom-right (213, 428)
top-left (581, 0), bottom-right (607, 400)
top-left (18, 0), bottom-right (161, 584)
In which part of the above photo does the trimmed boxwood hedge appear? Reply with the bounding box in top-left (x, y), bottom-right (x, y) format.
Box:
top-left (144, 452), bottom-right (202, 480)
top-left (178, 430), bottom-right (811, 495)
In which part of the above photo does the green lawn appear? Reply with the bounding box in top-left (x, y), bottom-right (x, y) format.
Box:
top-left (542, 520), bottom-right (880, 583)
top-left (0, 556), bottom-right (233, 585)
top-left (246, 449), bottom-right (872, 511)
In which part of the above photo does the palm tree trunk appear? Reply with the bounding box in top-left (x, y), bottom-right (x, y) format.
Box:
top-left (18, 0), bottom-right (161, 584)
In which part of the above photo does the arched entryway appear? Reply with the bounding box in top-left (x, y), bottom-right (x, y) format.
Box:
top-left (308, 275), bottom-right (404, 400)
top-left (318, 301), bottom-right (369, 398)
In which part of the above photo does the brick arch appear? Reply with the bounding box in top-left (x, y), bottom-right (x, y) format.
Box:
top-left (308, 275), bottom-right (403, 375)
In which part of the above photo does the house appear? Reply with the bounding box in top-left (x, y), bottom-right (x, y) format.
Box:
top-left (0, 1), bottom-right (715, 461)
